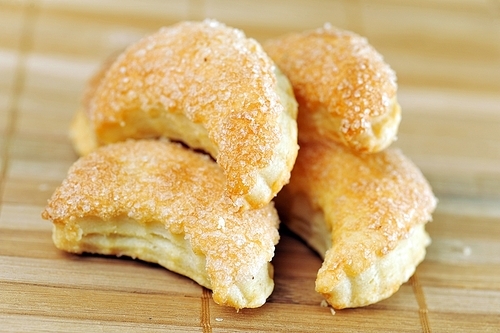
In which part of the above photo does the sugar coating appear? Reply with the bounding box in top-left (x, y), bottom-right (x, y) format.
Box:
top-left (86, 19), bottom-right (296, 206)
top-left (286, 140), bottom-right (437, 283)
top-left (42, 140), bottom-right (280, 298)
top-left (264, 24), bottom-right (398, 152)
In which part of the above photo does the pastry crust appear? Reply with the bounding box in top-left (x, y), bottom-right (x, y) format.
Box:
top-left (264, 24), bottom-right (400, 153)
top-left (71, 19), bottom-right (299, 210)
top-left (42, 139), bottom-right (280, 310)
top-left (275, 141), bottom-right (437, 309)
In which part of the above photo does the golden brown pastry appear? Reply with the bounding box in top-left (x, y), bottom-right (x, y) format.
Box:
top-left (275, 140), bottom-right (437, 309)
top-left (42, 139), bottom-right (281, 310)
top-left (264, 24), bottom-right (401, 153)
top-left (71, 19), bottom-right (299, 210)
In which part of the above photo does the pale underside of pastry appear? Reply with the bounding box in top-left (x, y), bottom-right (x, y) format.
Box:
top-left (70, 19), bottom-right (299, 211)
top-left (264, 24), bottom-right (401, 153)
top-left (42, 139), bottom-right (280, 310)
top-left (275, 140), bottom-right (437, 309)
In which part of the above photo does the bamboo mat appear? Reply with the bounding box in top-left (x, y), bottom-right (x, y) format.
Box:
top-left (1, 0), bottom-right (500, 332)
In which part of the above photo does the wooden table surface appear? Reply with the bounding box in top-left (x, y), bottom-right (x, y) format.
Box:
top-left (1, 0), bottom-right (499, 332)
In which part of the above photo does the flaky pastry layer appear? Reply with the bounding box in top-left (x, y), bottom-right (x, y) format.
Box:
top-left (264, 24), bottom-right (401, 153)
top-left (275, 141), bottom-right (437, 309)
top-left (42, 139), bottom-right (281, 309)
top-left (72, 19), bottom-right (298, 210)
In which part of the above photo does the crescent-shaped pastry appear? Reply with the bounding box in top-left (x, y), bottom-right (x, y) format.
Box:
top-left (264, 24), bottom-right (401, 153)
top-left (42, 140), bottom-right (280, 310)
top-left (275, 140), bottom-right (437, 309)
top-left (71, 19), bottom-right (299, 210)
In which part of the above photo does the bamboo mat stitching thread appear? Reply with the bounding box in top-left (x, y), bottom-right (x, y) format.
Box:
top-left (201, 287), bottom-right (212, 332)
top-left (410, 273), bottom-right (431, 333)
top-left (0, 0), bottom-right (39, 210)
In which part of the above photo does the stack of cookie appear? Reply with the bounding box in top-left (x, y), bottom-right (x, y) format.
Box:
top-left (42, 19), bottom-right (436, 311)
top-left (266, 25), bottom-right (437, 309)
